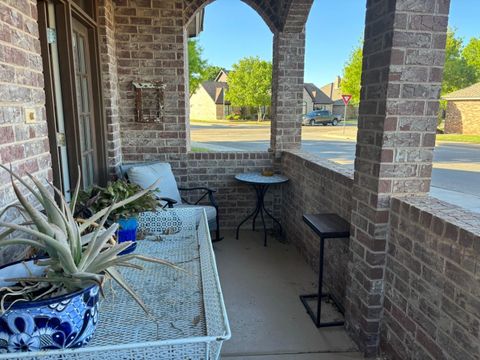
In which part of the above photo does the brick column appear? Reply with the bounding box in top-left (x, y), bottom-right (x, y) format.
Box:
top-left (98, 0), bottom-right (123, 175)
top-left (345, 0), bottom-right (450, 356)
top-left (112, 0), bottom-right (188, 163)
top-left (270, 31), bottom-right (305, 154)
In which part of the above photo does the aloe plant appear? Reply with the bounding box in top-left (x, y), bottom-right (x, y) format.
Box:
top-left (0, 165), bottom-right (180, 313)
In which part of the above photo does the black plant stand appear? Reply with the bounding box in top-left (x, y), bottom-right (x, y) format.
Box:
top-left (300, 213), bottom-right (350, 328)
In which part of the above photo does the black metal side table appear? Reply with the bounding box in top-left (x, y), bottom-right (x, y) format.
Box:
top-left (235, 172), bottom-right (289, 246)
top-left (300, 213), bottom-right (350, 328)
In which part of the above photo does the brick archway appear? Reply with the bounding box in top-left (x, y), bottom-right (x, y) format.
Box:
top-left (184, 0), bottom-right (281, 33)
top-left (281, 0), bottom-right (314, 32)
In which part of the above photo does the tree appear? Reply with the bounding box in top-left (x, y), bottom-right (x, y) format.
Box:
top-left (203, 65), bottom-right (223, 81)
top-left (340, 45), bottom-right (363, 106)
top-left (442, 30), bottom-right (477, 95)
top-left (226, 57), bottom-right (272, 121)
top-left (463, 37), bottom-right (480, 79)
top-left (188, 39), bottom-right (208, 95)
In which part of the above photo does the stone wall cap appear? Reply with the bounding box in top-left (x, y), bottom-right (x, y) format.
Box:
top-left (393, 194), bottom-right (480, 237)
top-left (282, 150), bottom-right (354, 180)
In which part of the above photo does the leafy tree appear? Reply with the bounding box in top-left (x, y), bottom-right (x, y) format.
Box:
top-left (226, 57), bottom-right (272, 121)
top-left (340, 45), bottom-right (363, 105)
top-left (442, 30), bottom-right (477, 95)
top-left (463, 37), bottom-right (480, 79)
top-left (203, 65), bottom-right (224, 81)
top-left (188, 39), bottom-right (208, 95)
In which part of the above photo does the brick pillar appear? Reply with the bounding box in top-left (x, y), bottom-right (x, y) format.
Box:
top-left (98, 0), bottom-right (123, 175)
top-left (345, 0), bottom-right (450, 356)
top-left (270, 31), bottom-right (305, 154)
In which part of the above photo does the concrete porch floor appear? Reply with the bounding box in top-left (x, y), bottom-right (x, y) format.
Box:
top-left (213, 230), bottom-right (363, 360)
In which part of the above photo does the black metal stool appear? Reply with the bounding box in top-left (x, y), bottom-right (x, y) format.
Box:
top-left (300, 213), bottom-right (350, 328)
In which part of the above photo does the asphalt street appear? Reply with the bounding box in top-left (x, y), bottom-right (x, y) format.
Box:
top-left (191, 123), bottom-right (480, 213)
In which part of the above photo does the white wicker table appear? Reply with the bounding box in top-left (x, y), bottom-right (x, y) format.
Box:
top-left (0, 208), bottom-right (231, 359)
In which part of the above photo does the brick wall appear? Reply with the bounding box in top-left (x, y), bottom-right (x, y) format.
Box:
top-left (382, 195), bottom-right (480, 360)
top-left (0, 0), bottom-right (51, 262)
top-left (185, 152), bottom-right (280, 229)
top-left (111, 0), bottom-right (188, 162)
top-left (121, 151), bottom-right (279, 229)
top-left (281, 150), bottom-right (353, 306)
top-left (445, 100), bottom-right (480, 135)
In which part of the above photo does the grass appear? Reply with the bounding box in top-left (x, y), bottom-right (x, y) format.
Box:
top-left (436, 134), bottom-right (480, 144)
top-left (190, 146), bottom-right (212, 153)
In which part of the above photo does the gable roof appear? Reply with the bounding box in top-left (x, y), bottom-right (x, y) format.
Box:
top-left (201, 81), bottom-right (230, 105)
top-left (214, 69), bottom-right (230, 82)
top-left (304, 83), bottom-right (333, 104)
top-left (320, 82), bottom-right (342, 102)
top-left (442, 82), bottom-right (480, 100)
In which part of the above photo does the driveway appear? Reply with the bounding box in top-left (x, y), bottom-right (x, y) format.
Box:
top-left (191, 123), bottom-right (480, 213)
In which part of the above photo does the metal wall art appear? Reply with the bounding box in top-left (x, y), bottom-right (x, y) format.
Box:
top-left (132, 81), bottom-right (166, 123)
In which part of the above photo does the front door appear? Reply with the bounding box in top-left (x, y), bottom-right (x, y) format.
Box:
top-left (38, 0), bottom-right (107, 196)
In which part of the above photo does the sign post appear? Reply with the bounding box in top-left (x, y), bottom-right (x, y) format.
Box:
top-left (341, 95), bottom-right (352, 134)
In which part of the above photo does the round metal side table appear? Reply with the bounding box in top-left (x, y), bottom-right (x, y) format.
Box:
top-left (235, 172), bottom-right (289, 246)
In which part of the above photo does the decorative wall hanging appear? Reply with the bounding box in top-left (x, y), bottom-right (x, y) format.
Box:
top-left (132, 81), bottom-right (166, 123)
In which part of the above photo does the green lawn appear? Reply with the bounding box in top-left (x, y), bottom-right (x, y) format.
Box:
top-left (190, 146), bottom-right (212, 153)
top-left (436, 134), bottom-right (480, 144)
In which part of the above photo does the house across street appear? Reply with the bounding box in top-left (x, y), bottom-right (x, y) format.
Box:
top-left (442, 81), bottom-right (480, 135)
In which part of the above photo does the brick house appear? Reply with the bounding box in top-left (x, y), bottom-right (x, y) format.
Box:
top-left (443, 82), bottom-right (480, 134)
top-left (189, 69), bottom-right (263, 120)
top-left (0, 0), bottom-right (478, 359)
top-left (320, 76), bottom-right (359, 119)
top-left (189, 77), bottom-right (231, 120)
top-left (302, 83), bottom-right (333, 113)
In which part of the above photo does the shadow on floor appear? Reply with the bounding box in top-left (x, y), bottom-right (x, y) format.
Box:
top-left (214, 230), bottom-right (362, 359)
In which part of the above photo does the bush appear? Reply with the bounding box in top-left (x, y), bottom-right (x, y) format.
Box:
top-left (226, 114), bottom-right (235, 120)
top-left (233, 114), bottom-right (241, 120)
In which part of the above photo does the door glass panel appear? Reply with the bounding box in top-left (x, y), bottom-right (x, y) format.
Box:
top-left (72, 20), bottom-right (96, 189)
top-left (84, 115), bottom-right (92, 149)
top-left (81, 77), bottom-right (89, 112)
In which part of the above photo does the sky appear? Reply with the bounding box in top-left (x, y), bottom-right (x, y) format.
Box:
top-left (195, 0), bottom-right (480, 87)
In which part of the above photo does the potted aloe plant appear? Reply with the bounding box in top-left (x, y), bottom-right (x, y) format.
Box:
top-left (76, 180), bottom-right (158, 254)
top-left (0, 166), bottom-right (179, 353)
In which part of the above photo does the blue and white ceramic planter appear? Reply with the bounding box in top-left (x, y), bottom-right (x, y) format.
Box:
top-left (117, 217), bottom-right (138, 255)
top-left (0, 260), bottom-right (100, 353)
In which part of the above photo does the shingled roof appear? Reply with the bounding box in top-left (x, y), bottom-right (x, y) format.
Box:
top-left (442, 82), bottom-right (480, 100)
top-left (202, 81), bottom-right (230, 105)
top-left (304, 83), bottom-right (332, 104)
